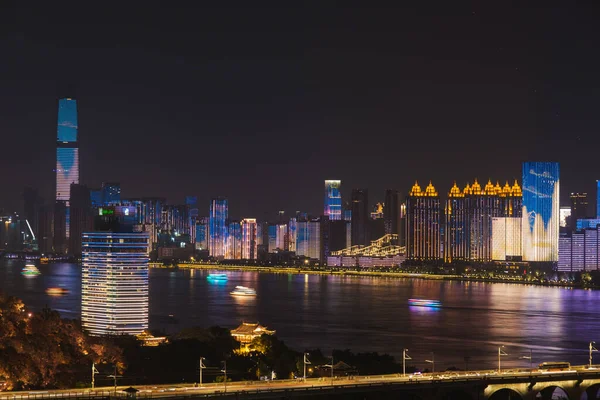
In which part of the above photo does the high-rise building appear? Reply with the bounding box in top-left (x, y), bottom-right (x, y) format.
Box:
top-left (194, 216), bottom-right (208, 250)
top-left (444, 182), bottom-right (468, 262)
top-left (81, 231), bottom-right (149, 336)
top-left (351, 189), bottom-right (369, 246)
top-left (267, 224), bottom-right (277, 252)
top-left (241, 218), bottom-right (257, 260)
top-left (324, 180), bottom-right (342, 221)
top-left (226, 220), bottom-right (242, 259)
top-left (570, 192), bottom-right (589, 223)
top-left (209, 198), bottom-right (228, 258)
top-left (597, 181), bottom-right (600, 219)
top-left (521, 162), bottom-right (560, 262)
top-left (55, 98), bottom-right (79, 244)
top-left (38, 204), bottom-right (54, 254)
top-left (101, 182), bottom-right (121, 205)
top-left (406, 182), bottom-right (441, 261)
top-left (559, 206), bottom-right (571, 228)
top-left (558, 229), bottom-right (600, 272)
top-left (53, 200), bottom-right (67, 254)
top-left (384, 189), bottom-right (400, 235)
top-left (69, 183), bottom-right (93, 255)
top-left (288, 218), bottom-right (297, 252)
top-left (276, 224), bottom-right (288, 251)
top-left (296, 218), bottom-right (321, 260)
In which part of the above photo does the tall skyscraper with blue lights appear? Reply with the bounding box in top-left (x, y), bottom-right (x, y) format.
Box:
top-left (56, 98), bottom-right (79, 248)
top-left (209, 197), bottom-right (228, 258)
top-left (324, 180), bottom-right (342, 221)
top-left (521, 162), bottom-right (560, 262)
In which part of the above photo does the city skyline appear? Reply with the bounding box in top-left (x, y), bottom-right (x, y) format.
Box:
top-left (1, 4), bottom-right (600, 217)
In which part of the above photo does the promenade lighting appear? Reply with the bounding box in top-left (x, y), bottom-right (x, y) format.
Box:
top-left (425, 352), bottom-right (435, 373)
top-left (303, 353), bottom-right (311, 381)
top-left (590, 341), bottom-right (598, 368)
top-left (199, 357), bottom-right (206, 387)
top-left (498, 346), bottom-right (508, 373)
top-left (221, 361), bottom-right (227, 393)
top-left (403, 349), bottom-right (412, 376)
top-left (519, 349), bottom-right (533, 369)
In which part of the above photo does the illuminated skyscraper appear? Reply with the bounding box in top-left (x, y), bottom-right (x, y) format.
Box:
top-left (209, 197), bottom-right (228, 258)
top-left (522, 162), bottom-right (560, 262)
top-left (55, 98), bottom-right (79, 245)
top-left (406, 181), bottom-right (441, 261)
top-left (324, 180), bottom-right (342, 221)
top-left (444, 182), bottom-right (468, 262)
top-left (226, 220), bottom-right (242, 259)
top-left (81, 231), bottom-right (149, 336)
top-left (296, 219), bottom-right (321, 260)
top-left (241, 218), bottom-right (257, 259)
top-left (570, 192), bottom-right (589, 222)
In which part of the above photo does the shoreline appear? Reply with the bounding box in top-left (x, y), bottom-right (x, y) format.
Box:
top-left (149, 263), bottom-right (588, 289)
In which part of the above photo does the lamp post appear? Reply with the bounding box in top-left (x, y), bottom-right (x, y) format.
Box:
top-left (425, 352), bottom-right (435, 373)
top-left (303, 353), bottom-right (311, 381)
top-left (519, 349), bottom-right (533, 369)
top-left (199, 357), bottom-right (206, 387)
top-left (91, 363), bottom-right (99, 389)
top-left (403, 349), bottom-right (412, 377)
top-left (330, 355), bottom-right (334, 386)
top-left (590, 341), bottom-right (598, 368)
top-left (221, 361), bottom-right (227, 393)
top-left (498, 346), bottom-right (508, 373)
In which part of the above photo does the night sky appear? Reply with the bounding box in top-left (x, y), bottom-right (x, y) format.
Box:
top-left (1, 3), bottom-right (599, 219)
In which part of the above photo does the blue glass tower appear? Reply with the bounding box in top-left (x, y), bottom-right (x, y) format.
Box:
top-left (522, 162), bottom-right (560, 262)
top-left (324, 180), bottom-right (342, 220)
top-left (209, 198), bottom-right (228, 258)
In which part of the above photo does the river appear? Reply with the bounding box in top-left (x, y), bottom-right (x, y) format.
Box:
top-left (0, 259), bottom-right (596, 371)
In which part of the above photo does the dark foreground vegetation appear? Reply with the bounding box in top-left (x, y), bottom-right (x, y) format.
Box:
top-left (0, 292), bottom-right (407, 391)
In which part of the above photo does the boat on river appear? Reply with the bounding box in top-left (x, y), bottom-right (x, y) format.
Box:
top-left (207, 273), bottom-right (228, 282)
top-left (230, 286), bottom-right (257, 297)
top-left (46, 287), bottom-right (69, 296)
top-left (408, 298), bottom-right (441, 308)
top-left (21, 264), bottom-right (41, 277)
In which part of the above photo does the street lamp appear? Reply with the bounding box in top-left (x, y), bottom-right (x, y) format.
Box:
top-left (221, 361), bottom-right (227, 393)
top-left (590, 341), bottom-right (598, 368)
top-left (403, 349), bottom-right (412, 377)
top-left (199, 357), bottom-right (206, 387)
top-left (303, 353), bottom-right (311, 381)
top-left (498, 346), bottom-right (508, 373)
top-left (519, 349), bottom-right (533, 370)
top-left (425, 352), bottom-right (435, 373)
top-left (91, 363), bottom-right (99, 389)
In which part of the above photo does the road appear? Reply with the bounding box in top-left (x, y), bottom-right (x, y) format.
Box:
top-left (2, 365), bottom-right (600, 399)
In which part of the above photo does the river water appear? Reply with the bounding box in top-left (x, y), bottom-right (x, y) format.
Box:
top-left (0, 260), bottom-right (596, 371)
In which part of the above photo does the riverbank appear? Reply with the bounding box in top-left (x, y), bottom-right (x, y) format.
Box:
top-left (150, 262), bottom-right (589, 289)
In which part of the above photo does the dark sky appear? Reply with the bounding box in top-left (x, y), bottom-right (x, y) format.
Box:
top-left (1, 3), bottom-right (599, 219)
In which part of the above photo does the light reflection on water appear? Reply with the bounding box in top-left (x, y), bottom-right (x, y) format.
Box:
top-left (0, 260), bottom-right (598, 370)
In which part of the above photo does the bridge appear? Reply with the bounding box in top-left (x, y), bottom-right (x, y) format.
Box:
top-left (4, 366), bottom-right (600, 400)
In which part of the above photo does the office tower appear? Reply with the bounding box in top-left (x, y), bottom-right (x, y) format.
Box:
top-left (276, 224), bottom-right (288, 251)
top-left (241, 218), bottom-right (257, 259)
top-left (55, 98), bottom-right (79, 244)
top-left (521, 162), bottom-right (560, 262)
top-left (444, 182), bottom-right (468, 262)
top-left (226, 220), bottom-right (242, 259)
top-left (570, 193), bottom-right (589, 222)
top-left (81, 230), bottom-right (149, 336)
top-left (296, 218), bottom-right (321, 260)
top-left (209, 198), bottom-right (228, 258)
top-left (560, 207), bottom-right (571, 228)
top-left (186, 196), bottom-right (199, 217)
top-left (328, 220), bottom-right (348, 253)
top-left (53, 201), bottom-right (67, 253)
top-left (491, 217), bottom-right (522, 261)
top-left (351, 189), bottom-right (369, 246)
top-left (288, 218), bottom-right (297, 252)
top-left (557, 229), bottom-right (600, 272)
top-left (193, 216), bottom-right (208, 250)
top-left (324, 180), bottom-right (342, 221)
top-left (384, 189), bottom-right (400, 235)
top-left (69, 183), bottom-right (93, 255)
top-left (100, 182), bottom-right (121, 205)
top-left (465, 179), bottom-right (504, 261)
top-left (406, 181), bottom-right (441, 260)
top-left (38, 204), bottom-right (54, 254)
top-left (268, 224), bottom-right (277, 252)
top-left (597, 181), bottom-right (600, 219)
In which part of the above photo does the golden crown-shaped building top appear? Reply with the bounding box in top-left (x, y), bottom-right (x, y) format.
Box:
top-left (448, 181), bottom-right (464, 197)
top-left (424, 181), bottom-right (438, 197)
top-left (463, 183), bottom-right (471, 195)
top-left (501, 181), bottom-right (512, 197)
top-left (409, 181), bottom-right (423, 196)
top-left (494, 181), bottom-right (502, 195)
top-left (470, 179), bottom-right (482, 195)
top-left (484, 179), bottom-right (496, 195)
top-left (511, 179), bottom-right (522, 196)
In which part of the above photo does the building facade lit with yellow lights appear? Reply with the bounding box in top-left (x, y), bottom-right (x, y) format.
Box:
top-left (241, 218), bottom-right (257, 260)
top-left (406, 182), bottom-right (441, 261)
top-left (444, 179), bottom-right (522, 262)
